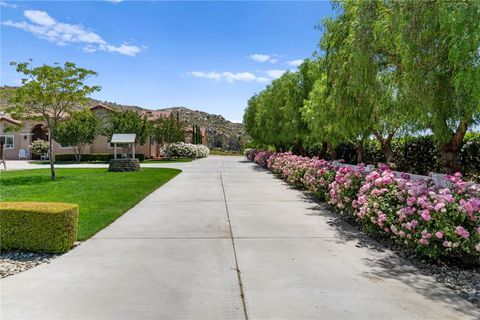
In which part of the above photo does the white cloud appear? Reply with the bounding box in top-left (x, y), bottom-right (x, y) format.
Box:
top-left (106, 0), bottom-right (123, 3)
top-left (256, 77), bottom-right (271, 84)
top-left (188, 71), bottom-right (223, 80)
top-left (266, 69), bottom-right (286, 79)
top-left (0, 1), bottom-right (17, 8)
top-left (249, 53), bottom-right (279, 64)
top-left (188, 69), bottom-right (288, 84)
top-left (188, 71), bottom-right (258, 83)
top-left (249, 54), bottom-right (271, 63)
top-left (288, 59), bottom-right (304, 67)
top-left (3, 10), bottom-right (143, 57)
top-left (222, 72), bottom-right (256, 83)
top-left (24, 10), bottom-right (55, 26)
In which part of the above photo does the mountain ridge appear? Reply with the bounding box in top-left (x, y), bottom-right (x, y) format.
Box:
top-left (0, 86), bottom-right (247, 150)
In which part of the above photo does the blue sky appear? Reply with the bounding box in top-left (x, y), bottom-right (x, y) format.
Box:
top-left (1, 0), bottom-right (333, 122)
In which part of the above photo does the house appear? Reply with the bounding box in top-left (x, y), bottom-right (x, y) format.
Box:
top-left (0, 104), bottom-right (207, 160)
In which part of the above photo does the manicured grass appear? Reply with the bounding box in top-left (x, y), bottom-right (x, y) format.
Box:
top-left (0, 168), bottom-right (181, 240)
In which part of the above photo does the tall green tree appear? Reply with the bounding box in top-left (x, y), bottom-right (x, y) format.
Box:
top-left (152, 114), bottom-right (185, 155)
top-left (320, 0), bottom-right (412, 164)
top-left (56, 109), bottom-right (101, 163)
top-left (105, 110), bottom-right (152, 145)
top-left (397, 0), bottom-right (480, 173)
top-left (8, 61), bottom-right (100, 180)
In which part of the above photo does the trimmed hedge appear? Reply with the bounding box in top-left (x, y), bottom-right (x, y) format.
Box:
top-left (0, 202), bottom-right (79, 253)
top-left (55, 153), bottom-right (145, 162)
top-left (303, 134), bottom-right (480, 181)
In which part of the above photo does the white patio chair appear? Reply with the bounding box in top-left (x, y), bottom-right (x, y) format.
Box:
top-left (40, 152), bottom-right (49, 160)
top-left (18, 148), bottom-right (28, 160)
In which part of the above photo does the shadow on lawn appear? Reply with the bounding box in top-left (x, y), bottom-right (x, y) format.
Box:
top-left (0, 175), bottom-right (65, 186)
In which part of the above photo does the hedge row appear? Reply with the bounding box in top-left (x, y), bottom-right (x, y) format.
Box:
top-left (55, 153), bottom-right (145, 162)
top-left (303, 134), bottom-right (480, 181)
top-left (0, 202), bottom-right (79, 253)
top-left (247, 150), bottom-right (480, 263)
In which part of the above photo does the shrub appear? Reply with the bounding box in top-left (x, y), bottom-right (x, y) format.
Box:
top-left (247, 148), bottom-right (480, 261)
top-left (161, 142), bottom-right (209, 159)
top-left (461, 134), bottom-right (480, 183)
top-left (0, 202), bottom-right (79, 253)
top-left (304, 135), bottom-right (479, 180)
top-left (243, 148), bottom-right (253, 157)
top-left (328, 165), bottom-right (366, 214)
top-left (393, 136), bottom-right (441, 175)
top-left (30, 139), bottom-right (49, 155)
top-left (55, 153), bottom-right (145, 162)
top-left (253, 151), bottom-right (273, 168)
top-left (246, 149), bottom-right (259, 161)
top-left (354, 170), bottom-right (480, 260)
top-left (302, 159), bottom-right (335, 201)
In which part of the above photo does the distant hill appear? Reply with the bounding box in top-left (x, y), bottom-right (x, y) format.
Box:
top-left (0, 86), bottom-right (247, 150)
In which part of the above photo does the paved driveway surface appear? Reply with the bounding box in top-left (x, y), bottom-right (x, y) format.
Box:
top-left (1, 156), bottom-right (478, 319)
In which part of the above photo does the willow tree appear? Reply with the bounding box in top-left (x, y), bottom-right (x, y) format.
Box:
top-left (283, 59), bottom-right (322, 154)
top-left (243, 94), bottom-right (261, 144)
top-left (320, 0), bottom-right (413, 164)
top-left (396, 0), bottom-right (480, 173)
top-left (8, 61), bottom-right (100, 180)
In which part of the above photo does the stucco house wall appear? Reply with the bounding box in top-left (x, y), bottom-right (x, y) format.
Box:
top-left (1, 104), bottom-right (206, 160)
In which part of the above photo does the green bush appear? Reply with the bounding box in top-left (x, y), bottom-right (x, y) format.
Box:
top-left (317, 134), bottom-right (479, 180)
top-left (55, 153), bottom-right (145, 162)
top-left (0, 202), bottom-right (79, 253)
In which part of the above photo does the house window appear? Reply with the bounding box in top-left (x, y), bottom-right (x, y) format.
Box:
top-left (0, 135), bottom-right (14, 149)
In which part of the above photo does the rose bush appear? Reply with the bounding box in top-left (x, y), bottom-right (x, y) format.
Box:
top-left (247, 149), bottom-right (480, 261)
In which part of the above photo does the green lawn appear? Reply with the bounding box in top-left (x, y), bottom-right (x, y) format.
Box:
top-left (0, 168), bottom-right (181, 240)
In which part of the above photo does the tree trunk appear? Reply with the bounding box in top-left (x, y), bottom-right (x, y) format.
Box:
top-left (356, 140), bottom-right (364, 164)
top-left (292, 141), bottom-right (304, 156)
top-left (319, 142), bottom-right (328, 159)
top-left (437, 120), bottom-right (468, 175)
top-left (75, 145), bottom-right (84, 164)
top-left (327, 143), bottom-right (336, 160)
top-left (439, 141), bottom-right (462, 174)
top-left (374, 131), bottom-right (395, 164)
top-left (49, 136), bottom-right (56, 180)
top-left (381, 141), bottom-right (394, 164)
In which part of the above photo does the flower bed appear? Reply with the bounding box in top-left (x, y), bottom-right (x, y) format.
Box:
top-left (247, 150), bottom-right (480, 262)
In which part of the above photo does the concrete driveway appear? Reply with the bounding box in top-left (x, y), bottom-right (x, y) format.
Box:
top-left (1, 156), bottom-right (478, 319)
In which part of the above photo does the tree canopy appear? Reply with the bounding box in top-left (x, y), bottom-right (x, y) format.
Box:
top-left (243, 0), bottom-right (480, 173)
top-left (8, 61), bottom-right (100, 179)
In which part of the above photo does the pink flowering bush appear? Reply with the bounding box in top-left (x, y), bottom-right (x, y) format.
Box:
top-left (254, 151), bottom-right (273, 168)
top-left (354, 170), bottom-right (480, 259)
top-left (246, 149), bottom-right (480, 261)
top-left (329, 165), bottom-right (366, 214)
top-left (302, 159), bottom-right (335, 200)
top-left (246, 149), bottom-right (259, 162)
top-left (267, 152), bottom-right (313, 187)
